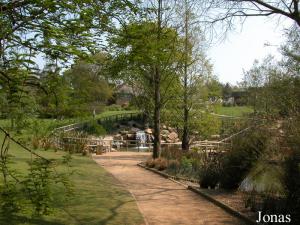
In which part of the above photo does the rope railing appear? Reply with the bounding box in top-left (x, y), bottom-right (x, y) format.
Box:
top-left (220, 126), bottom-right (253, 143)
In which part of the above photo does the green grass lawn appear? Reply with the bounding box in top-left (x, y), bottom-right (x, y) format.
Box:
top-left (0, 133), bottom-right (144, 225)
top-left (214, 106), bottom-right (253, 117)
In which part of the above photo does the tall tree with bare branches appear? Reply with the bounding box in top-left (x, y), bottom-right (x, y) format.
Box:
top-left (200, 0), bottom-right (300, 27)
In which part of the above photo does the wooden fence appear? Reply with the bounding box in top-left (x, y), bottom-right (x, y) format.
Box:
top-left (55, 135), bottom-right (184, 154)
top-left (56, 137), bottom-right (112, 153)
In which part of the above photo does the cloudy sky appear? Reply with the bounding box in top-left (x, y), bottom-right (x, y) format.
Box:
top-left (208, 17), bottom-right (292, 85)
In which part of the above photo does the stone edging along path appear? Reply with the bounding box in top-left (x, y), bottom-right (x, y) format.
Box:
top-left (137, 163), bottom-right (259, 225)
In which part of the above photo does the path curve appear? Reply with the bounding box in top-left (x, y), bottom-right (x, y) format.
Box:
top-left (93, 152), bottom-right (243, 225)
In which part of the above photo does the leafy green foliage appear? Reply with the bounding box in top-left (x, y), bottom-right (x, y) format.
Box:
top-left (110, 21), bottom-right (183, 119)
top-left (0, 69), bottom-right (38, 130)
top-left (180, 156), bottom-right (193, 174)
top-left (63, 54), bottom-right (113, 116)
top-left (0, 182), bottom-right (22, 218)
top-left (0, 153), bottom-right (73, 218)
top-left (160, 148), bottom-right (203, 179)
top-left (37, 69), bottom-right (72, 118)
top-left (22, 160), bottom-right (54, 215)
top-left (82, 120), bottom-right (107, 136)
top-left (0, 0), bottom-right (139, 122)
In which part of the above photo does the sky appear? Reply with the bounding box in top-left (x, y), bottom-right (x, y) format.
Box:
top-left (208, 17), bottom-right (292, 85)
top-left (35, 15), bottom-right (293, 85)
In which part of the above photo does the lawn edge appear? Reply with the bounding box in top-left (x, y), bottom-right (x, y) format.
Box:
top-left (137, 162), bottom-right (259, 225)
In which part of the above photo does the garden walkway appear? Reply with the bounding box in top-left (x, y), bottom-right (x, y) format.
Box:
top-left (93, 152), bottom-right (243, 225)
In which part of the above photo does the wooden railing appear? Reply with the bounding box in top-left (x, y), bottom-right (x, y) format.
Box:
top-left (57, 137), bottom-right (112, 153)
top-left (191, 140), bottom-right (230, 154)
top-left (55, 135), bottom-right (185, 153)
top-left (113, 140), bottom-right (181, 151)
top-left (53, 123), bottom-right (83, 133)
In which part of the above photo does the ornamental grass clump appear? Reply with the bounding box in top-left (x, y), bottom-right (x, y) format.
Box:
top-left (160, 147), bottom-right (183, 160)
top-left (166, 159), bottom-right (180, 175)
top-left (145, 158), bottom-right (155, 168)
top-left (154, 158), bottom-right (168, 171)
top-left (180, 156), bottom-right (193, 175)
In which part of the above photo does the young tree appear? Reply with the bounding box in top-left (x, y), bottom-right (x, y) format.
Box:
top-left (111, 18), bottom-right (183, 158)
top-left (174, 0), bottom-right (213, 150)
top-left (153, 0), bottom-right (163, 158)
top-left (37, 66), bottom-right (71, 118)
top-left (63, 54), bottom-right (113, 117)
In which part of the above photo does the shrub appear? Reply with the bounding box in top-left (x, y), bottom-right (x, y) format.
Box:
top-left (161, 149), bottom-right (203, 178)
top-left (145, 158), bottom-right (155, 168)
top-left (199, 161), bottom-right (220, 189)
top-left (180, 156), bottom-right (193, 174)
top-left (166, 159), bottom-right (180, 175)
top-left (154, 158), bottom-right (168, 171)
top-left (0, 182), bottom-right (21, 217)
top-left (283, 117), bottom-right (300, 225)
top-left (82, 120), bottom-right (106, 136)
top-left (219, 127), bottom-right (268, 190)
top-left (160, 147), bottom-right (183, 160)
top-left (282, 152), bottom-right (300, 224)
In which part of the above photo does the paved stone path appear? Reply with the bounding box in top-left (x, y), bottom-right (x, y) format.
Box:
top-left (93, 152), bottom-right (244, 225)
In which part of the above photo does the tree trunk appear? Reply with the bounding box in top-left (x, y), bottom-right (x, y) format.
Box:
top-left (182, 106), bottom-right (189, 150)
top-left (153, 67), bottom-right (161, 159)
top-left (182, 45), bottom-right (189, 150)
top-left (181, 0), bottom-right (190, 151)
top-left (152, 0), bottom-right (163, 159)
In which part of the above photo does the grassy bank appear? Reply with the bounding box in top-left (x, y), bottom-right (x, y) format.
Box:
top-left (0, 110), bottom-right (140, 130)
top-left (214, 106), bottom-right (253, 117)
top-left (0, 110), bottom-right (140, 140)
top-left (0, 132), bottom-right (144, 225)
